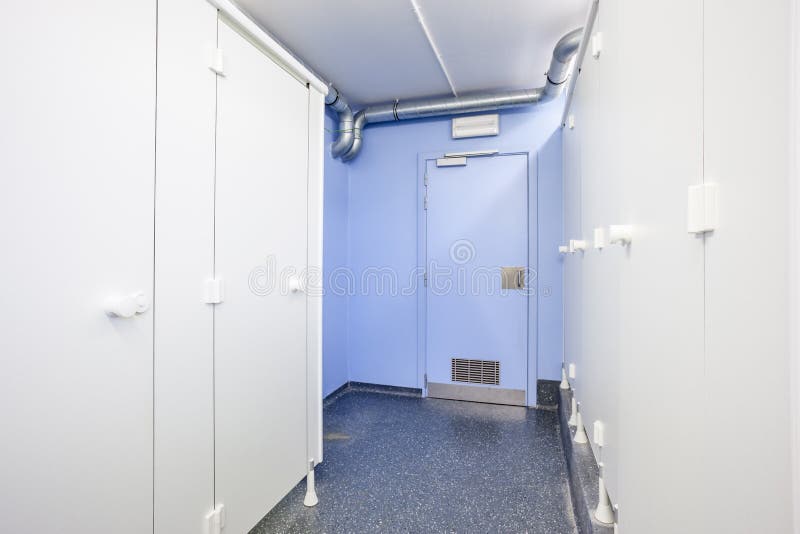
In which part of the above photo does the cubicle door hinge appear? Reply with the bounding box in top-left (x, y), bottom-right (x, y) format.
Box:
top-left (209, 48), bottom-right (225, 76)
top-left (205, 504), bottom-right (225, 534)
top-left (423, 270), bottom-right (428, 287)
top-left (424, 193), bottom-right (428, 210)
top-left (424, 173), bottom-right (429, 187)
top-left (687, 183), bottom-right (719, 234)
top-left (424, 373), bottom-right (428, 388)
top-left (204, 278), bottom-right (224, 304)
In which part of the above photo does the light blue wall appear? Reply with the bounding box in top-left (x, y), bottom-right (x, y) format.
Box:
top-left (322, 110), bottom-right (349, 397)
top-left (537, 131), bottom-right (565, 381)
top-left (339, 100), bottom-right (565, 389)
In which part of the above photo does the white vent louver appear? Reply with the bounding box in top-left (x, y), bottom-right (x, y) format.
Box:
top-left (451, 358), bottom-right (500, 385)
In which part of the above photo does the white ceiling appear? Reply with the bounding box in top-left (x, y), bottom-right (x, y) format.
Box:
top-left (235, 0), bottom-right (588, 107)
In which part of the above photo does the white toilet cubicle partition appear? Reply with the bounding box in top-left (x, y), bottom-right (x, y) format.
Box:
top-left (0, 2), bottom-right (158, 533)
top-left (155, 1), bottom-right (325, 533)
top-left (0, 0), bottom-right (323, 532)
top-left (563, 0), bottom-right (798, 532)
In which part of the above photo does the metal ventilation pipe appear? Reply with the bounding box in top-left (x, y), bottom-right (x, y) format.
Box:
top-left (342, 87), bottom-right (547, 161)
top-left (324, 85), bottom-right (354, 158)
top-left (332, 27), bottom-right (583, 161)
top-left (542, 28), bottom-right (585, 99)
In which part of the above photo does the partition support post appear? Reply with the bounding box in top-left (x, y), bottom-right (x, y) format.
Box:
top-left (303, 459), bottom-right (319, 507)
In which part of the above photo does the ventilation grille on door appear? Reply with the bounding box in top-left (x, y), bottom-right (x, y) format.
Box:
top-left (451, 358), bottom-right (500, 385)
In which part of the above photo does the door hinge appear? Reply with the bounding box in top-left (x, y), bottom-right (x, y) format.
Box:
top-left (204, 278), bottom-right (224, 304)
top-left (209, 48), bottom-right (225, 76)
top-left (424, 173), bottom-right (429, 187)
top-left (423, 270), bottom-right (428, 287)
top-left (205, 504), bottom-right (225, 534)
top-left (424, 373), bottom-right (428, 388)
top-left (424, 193), bottom-right (428, 210)
top-left (687, 183), bottom-right (718, 234)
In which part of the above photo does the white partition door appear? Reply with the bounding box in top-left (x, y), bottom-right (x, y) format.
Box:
top-left (0, 2), bottom-right (156, 532)
top-left (214, 18), bottom-right (310, 533)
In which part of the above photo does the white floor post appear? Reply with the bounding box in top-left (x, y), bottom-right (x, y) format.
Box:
top-left (594, 463), bottom-right (615, 524)
top-left (560, 365), bottom-right (570, 390)
top-left (303, 459), bottom-right (319, 507)
top-left (573, 404), bottom-right (589, 444)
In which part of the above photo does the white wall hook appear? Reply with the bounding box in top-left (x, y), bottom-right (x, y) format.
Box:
top-left (608, 225), bottom-right (633, 246)
top-left (105, 292), bottom-right (148, 318)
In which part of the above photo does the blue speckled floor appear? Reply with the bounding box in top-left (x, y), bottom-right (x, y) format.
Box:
top-left (251, 390), bottom-right (577, 534)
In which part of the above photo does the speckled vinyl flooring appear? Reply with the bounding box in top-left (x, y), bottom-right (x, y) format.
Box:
top-left (251, 390), bottom-right (577, 534)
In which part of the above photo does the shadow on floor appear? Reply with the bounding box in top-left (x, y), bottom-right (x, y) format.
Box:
top-left (252, 390), bottom-right (577, 534)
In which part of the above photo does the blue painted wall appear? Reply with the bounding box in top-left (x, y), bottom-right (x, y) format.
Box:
top-left (536, 130), bottom-right (565, 382)
top-left (336, 99), bottom-right (565, 389)
top-left (322, 109), bottom-right (349, 397)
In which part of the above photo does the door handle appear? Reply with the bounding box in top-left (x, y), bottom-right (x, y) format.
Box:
top-left (501, 267), bottom-right (526, 290)
top-left (105, 292), bottom-right (149, 318)
top-left (288, 276), bottom-right (303, 293)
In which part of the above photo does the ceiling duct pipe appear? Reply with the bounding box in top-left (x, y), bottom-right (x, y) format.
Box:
top-left (336, 27), bottom-right (583, 162)
top-left (325, 84), bottom-right (355, 158)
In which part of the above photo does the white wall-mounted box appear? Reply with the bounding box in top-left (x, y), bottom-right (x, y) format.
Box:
top-left (451, 113), bottom-right (499, 138)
